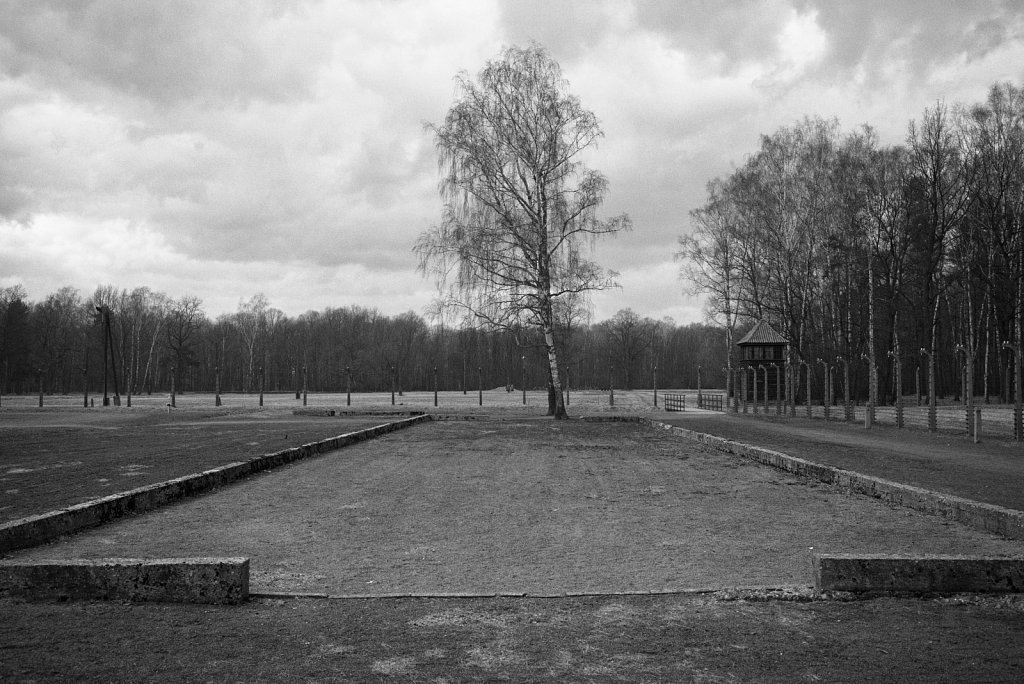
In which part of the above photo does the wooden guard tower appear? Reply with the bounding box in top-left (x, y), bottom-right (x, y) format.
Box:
top-left (736, 320), bottom-right (788, 401)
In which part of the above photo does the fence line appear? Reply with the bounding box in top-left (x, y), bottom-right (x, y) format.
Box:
top-left (697, 393), bottom-right (725, 411)
top-left (663, 393), bottom-right (686, 412)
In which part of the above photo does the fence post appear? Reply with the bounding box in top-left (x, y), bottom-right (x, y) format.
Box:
top-left (752, 366), bottom-right (758, 414)
top-left (955, 345), bottom-right (974, 437)
top-left (974, 408), bottom-right (982, 444)
top-left (723, 367), bottom-right (734, 413)
top-left (888, 351), bottom-right (903, 428)
top-left (566, 367), bottom-right (570, 406)
top-left (860, 354), bottom-right (874, 428)
top-left (787, 362), bottom-right (795, 417)
top-left (521, 355), bottom-right (526, 406)
top-left (800, 361), bottom-right (811, 419)
top-left (916, 364), bottom-right (922, 406)
top-left (346, 365), bottom-right (352, 407)
top-left (816, 359), bottom-right (830, 421)
top-left (697, 365), bottom-right (703, 409)
top-left (609, 364), bottom-right (614, 407)
top-left (761, 364), bottom-right (769, 413)
top-left (741, 369), bottom-right (748, 414)
top-left (774, 364), bottom-right (782, 415)
top-left (836, 357), bottom-right (851, 422)
top-left (920, 348), bottom-right (936, 432)
top-left (1002, 341), bottom-right (1022, 441)
top-left (653, 364), bottom-right (658, 407)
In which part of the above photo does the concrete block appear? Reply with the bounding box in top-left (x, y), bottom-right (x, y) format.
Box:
top-left (815, 554), bottom-right (1024, 594)
top-left (0, 557), bottom-right (249, 604)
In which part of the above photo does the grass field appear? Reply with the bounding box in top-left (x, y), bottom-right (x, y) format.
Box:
top-left (2, 395), bottom-right (1024, 682)
top-left (0, 407), bottom-right (400, 523)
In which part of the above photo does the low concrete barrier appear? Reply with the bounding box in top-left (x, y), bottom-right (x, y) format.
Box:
top-left (815, 554), bottom-right (1024, 594)
top-left (0, 557), bottom-right (249, 604)
top-left (0, 414), bottom-right (431, 553)
top-left (643, 418), bottom-right (1024, 541)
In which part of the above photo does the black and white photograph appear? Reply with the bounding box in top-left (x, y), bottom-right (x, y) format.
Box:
top-left (2, 1), bottom-right (1024, 681)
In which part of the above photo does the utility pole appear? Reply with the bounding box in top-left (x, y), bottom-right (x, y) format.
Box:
top-left (521, 355), bottom-right (526, 405)
top-left (96, 306), bottom-right (109, 406)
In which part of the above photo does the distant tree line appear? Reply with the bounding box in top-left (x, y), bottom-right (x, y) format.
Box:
top-left (680, 81), bottom-right (1024, 406)
top-left (0, 284), bottom-right (726, 398)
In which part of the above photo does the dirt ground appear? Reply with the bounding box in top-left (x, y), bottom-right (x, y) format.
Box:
top-left (3, 592), bottom-right (1024, 683)
top-left (8, 419), bottom-right (1023, 595)
top-left (3, 400), bottom-right (1024, 682)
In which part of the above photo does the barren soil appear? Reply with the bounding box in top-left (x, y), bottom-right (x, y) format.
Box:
top-left (3, 404), bottom-right (1024, 682)
top-left (3, 592), bottom-right (1024, 682)
top-left (9, 419), bottom-right (1022, 595)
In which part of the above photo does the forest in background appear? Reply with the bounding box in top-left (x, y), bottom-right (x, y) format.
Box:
top-left (7, 81), bottom-right (1024, 406)
top-left (680, 81), bottom-right (1024, 406)
top-left (0, 285), bottom-right (722, 398)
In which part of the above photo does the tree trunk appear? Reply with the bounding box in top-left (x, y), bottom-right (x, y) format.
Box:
top-left (543, 324), bottom-right (567, 419)
top-left (867, 252), bottom-right (877, 425)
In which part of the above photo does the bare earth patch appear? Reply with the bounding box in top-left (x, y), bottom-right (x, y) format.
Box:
top-left (7, 419), bottom-right (1022, 594)
top-left (3, 593), bottom-right (1024, 682)
top-left (3, 404), bottom-right (1024, 682)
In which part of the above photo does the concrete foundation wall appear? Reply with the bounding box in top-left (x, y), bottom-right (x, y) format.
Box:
top-left (0, 557), bottom-right (249, 604)
top-left (0, 414), bottom-right (430, 553)
top-left (816, 554), bottom-right (1024, 594)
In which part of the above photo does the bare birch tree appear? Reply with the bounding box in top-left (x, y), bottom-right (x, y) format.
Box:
top-left (906, 102), bottom-right (973, 423)
top-left (415, 44), bottom-right (630, 418)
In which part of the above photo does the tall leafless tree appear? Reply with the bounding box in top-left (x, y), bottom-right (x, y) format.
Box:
top-left (415, 44), bottom-right (630, 418)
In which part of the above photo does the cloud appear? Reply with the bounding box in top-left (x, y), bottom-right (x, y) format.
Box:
top-left (591, 259), bottom-right (703, 324)
top-left (0, 213), bottom-right (433, 317)
top-left (0, 0), bottom-right (328, 105)
top-left (2, 0), bottom-right (1024, 323)
top-left (802, 0), bottom-right (1024, 79)
top-left (0, 0), bottom-right (500, 273)
top-left (496, 0), bottom-right (626, 59)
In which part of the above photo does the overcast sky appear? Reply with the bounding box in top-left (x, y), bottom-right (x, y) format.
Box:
top-left (2, 1), bottom-right (1023, 324)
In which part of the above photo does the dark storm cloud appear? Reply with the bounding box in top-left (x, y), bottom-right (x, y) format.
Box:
top-left (631, 0), bottom-right (793, 66)
top-left (0, 0), bottom-right (325, 105)
top-left (799, 0), bottom-right (1024, 84)
top-left (495, 1), bottom-right (1024, 84)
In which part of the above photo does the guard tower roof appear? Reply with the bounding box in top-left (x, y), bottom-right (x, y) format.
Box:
top-left (736, 320), bottom-right (788, 346)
